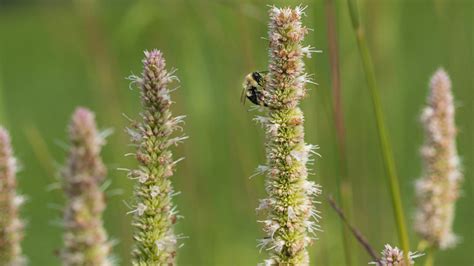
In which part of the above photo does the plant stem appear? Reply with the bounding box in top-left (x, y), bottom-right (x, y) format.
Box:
top-left (323, 0), bottom-right (354, 265)
top-left (424, 247), bottom-right (434, 266)
top-left (328, 196), bottom-right (379, 262)
top-left (346, 0), bottom-right (410, 264)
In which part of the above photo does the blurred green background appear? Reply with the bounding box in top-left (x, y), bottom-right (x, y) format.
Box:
top-left (0, 0), bottom-right (472, 265)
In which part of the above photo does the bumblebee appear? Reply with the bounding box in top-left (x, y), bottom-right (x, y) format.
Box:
top-left (241, 71), bottom-right (269, 107)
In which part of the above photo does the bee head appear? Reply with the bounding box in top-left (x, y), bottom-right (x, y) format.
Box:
top-left (252, 72), bottom-right (262, 83)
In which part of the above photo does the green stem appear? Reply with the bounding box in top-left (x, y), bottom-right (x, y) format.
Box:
top-left (323, 0), bottom-right (354, 265)
top-left (339, 182), bottom-right (354, 265)
top-left (424, 248), bottom-right (434, 266)
top-left (346, 0), bottom-right (410, 264)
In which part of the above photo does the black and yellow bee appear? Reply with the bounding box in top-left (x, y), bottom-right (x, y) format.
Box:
top-left (241, 71), bottom-right (269, 107)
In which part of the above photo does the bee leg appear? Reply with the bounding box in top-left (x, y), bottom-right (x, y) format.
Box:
top-left (257, 91), bottom-right (268, 107)
top-left (246, 86), bottom-right (269, 107)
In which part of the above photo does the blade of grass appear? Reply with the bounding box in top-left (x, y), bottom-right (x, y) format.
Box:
top-left (0, 63), bottom-right (7, 125)
top-left (323, 1), bottom-right (354, 265)
top-left (346, 0), bottom-right (410, 264)
top-left (23, 125), bottom-right (56, 180)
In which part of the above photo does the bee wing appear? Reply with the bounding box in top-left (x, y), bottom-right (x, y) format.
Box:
top-left (240, 86), bottom-right (247, 105)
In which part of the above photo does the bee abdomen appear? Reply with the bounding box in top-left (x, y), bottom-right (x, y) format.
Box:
top-left (247, 86), bottom-right (268, 107)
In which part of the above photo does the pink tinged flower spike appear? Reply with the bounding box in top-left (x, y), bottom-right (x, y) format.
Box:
top-left (0, 127), bottom-right (25, 266)
top-left (254, 6), bottom-right (321, 265)
top-left (127, 50), bottom-right (186, 265)
top-left (60, 108), bottom-right (111, 266)
top-left (414, 69), bottom-right (463, 250)
top-left (370, 244), bottom-right (423, 266)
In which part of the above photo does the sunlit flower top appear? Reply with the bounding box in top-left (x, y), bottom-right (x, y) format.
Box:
top-left (255, 6), bottom-right (321, 266)
top-left (0, 127), bottom-right (25, 266)
top-left (414, 69), bottom-right (462, 250)
top-left (127, 50), bottom-right (186, 265)
top-left (61, 108), bottom-right (111, 266)
top-left (370, 244), bottom-right (423, 266)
